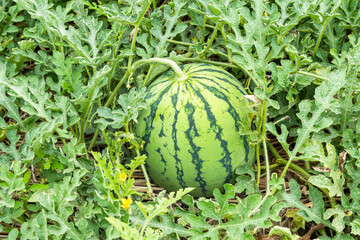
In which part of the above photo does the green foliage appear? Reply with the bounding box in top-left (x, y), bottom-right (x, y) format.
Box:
top-left (269, 226), bottom-right (299, 240)
top-left (95, 87), bottom-right (148, 131)
top-left (279, 179), bottom-right (333, 230)
top-left (106, 217), bottom-right (163, 240)
top-left (1, 0), bottom-right (360, 239)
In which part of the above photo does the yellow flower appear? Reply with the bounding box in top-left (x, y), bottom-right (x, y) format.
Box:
top-left (120, 171), bottom-right (127, 182)
top-left (121, 198), bottom-right (132, 209)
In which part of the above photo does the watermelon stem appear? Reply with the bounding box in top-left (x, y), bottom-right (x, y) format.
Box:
top-left (258, 100), bottom-right (271, 195)
top-left (266, 141), bottom-right (311, 180)
top-left (295, 70), bottom-right (329, 82)
top-left (136, 149), bottom-right (153, 197)
top-left (199, 22), bottom-right (221, 58)
top-left (131, 58), bottom-right (188, 82)
top-left (143, 64), bottom-right (155, 86)
top-left (166, 39), bottom-right (194, 46)
top-left (88, 2), bottom-right (151, 151)
top-left (256, 141), bottom-right (261, 187)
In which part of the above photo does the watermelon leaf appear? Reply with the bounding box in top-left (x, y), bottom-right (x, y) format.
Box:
top-left (26, 169), bottom-right (93, 238)
top-left (87, 0), bottom-right (151, 25)
top-left (106, 216), bottom-right (162, 240)
top-left (0, 160), bottom-right (27, 208)
top-left (0, 83), bottom-right (24, 130)
top-left (130, 209), bottom-right (191, 238)
top-left (234, 164), bottom-right (258, 195)
top-left (269, 226), bottom-right (299, 240)
top-left (0, 129), bottom-right (34, 165)
top-left (291, 69), bottom-right (346, 156)
top-left (324, 205), bottom-right (348, 233)
top-left (318, 233), bottom-right (355, 240)
top-left (129, 188), bottom-right (194, 238)
top-left (149, 0), bottom-right (187, 57)
top-left (307, 141), bottom-right (344, 198)
top-left (343, 120), bottom-right (360, 160)
top-left (0, 74), bottom-right (50, 121)
top-left (278, 179), bottom-right (334, 230)
top-left (95, 87), bottom-right (147, 130)
top-left (350, 217), bottom-right (360, 236)
top-left (172, 185), bottom-right (285, 239)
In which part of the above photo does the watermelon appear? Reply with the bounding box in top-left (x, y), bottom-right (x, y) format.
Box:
top-left (136, 63), bottom-right (255, 197)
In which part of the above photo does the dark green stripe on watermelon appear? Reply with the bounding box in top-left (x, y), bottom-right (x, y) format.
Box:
top-left (158, 114), bottom-right (165, 137)
top-left (190, 68), bottom-right (247, 95)
top-left (156, 147), bottom-right (168, 178)
top-left (141, 82), bottom-right (175, 170)
top-left (242, 135), bottom-right (250, 163)
top-left (191, 74), bottom-right (252, 164)
top-left (171, 85), bottom-right (186, 188)
top-left (196, 81), bottom-right (241, 131)
top-left (184, 100), bottom-right (206, 194)
top-left (188, 83), bottom-right (233, 183)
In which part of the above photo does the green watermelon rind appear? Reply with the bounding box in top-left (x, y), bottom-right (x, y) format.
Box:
top-left (136, 63), bottom-right (255, 197)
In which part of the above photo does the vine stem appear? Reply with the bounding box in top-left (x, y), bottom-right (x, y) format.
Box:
top-left (251, 140), bottom-right (313, 215)
top-left (267, 141), bottom-right (337, 209)
top-left (266, 142), bottom-right (311, 179)
top-left (132, 58), bottom-right (187, 81)
top-left (281, 108), bottom-right (322, 180)
top-left (87, 2), bottom-right (151, 151)
top-left (312, 0), bottom-right (344, 56)
top-left (199, 22), bottom-right (221, 57)
top-left (312, 21), bottom-right (329, 57)
top-left (136, 150), bottom-right (153, 197)
top-left (260, 163), bottom-right (281, 170)
top-left (252, 99), bottom-right (271, 214)
top-left (260, 101), bottom-right (270, 195)
top-left (166, 39), bottom-right (193, 46)
top-left (256, 142), bottom-right (261, 186)
top-left (142, 63), bottom-right (155, 87)
top-left (220, 25), bottom-right (232, 59)
top-left (296, 70), bottom-right (329, 81)
top-left (249, 192), bottom-right (271, 216)
top-left (263, 137), bottom-right (270, 194)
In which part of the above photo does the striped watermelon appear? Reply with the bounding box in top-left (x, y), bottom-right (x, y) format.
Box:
top-left (136, 63), bottom-right (255, 197)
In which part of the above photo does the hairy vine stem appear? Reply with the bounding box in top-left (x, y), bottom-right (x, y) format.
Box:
top-left (312, 0), bottom-right (345, 56)
top-left (87, 2), bottom-right (151, 152)
top-left (266, 142), bottom-right (311, 179)
top-left (199, 22), bottom-right (221, 58)
top-left (133, 58), bottom-right (188, 81)
top-left (260, 101), bottom-right (271, 195)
